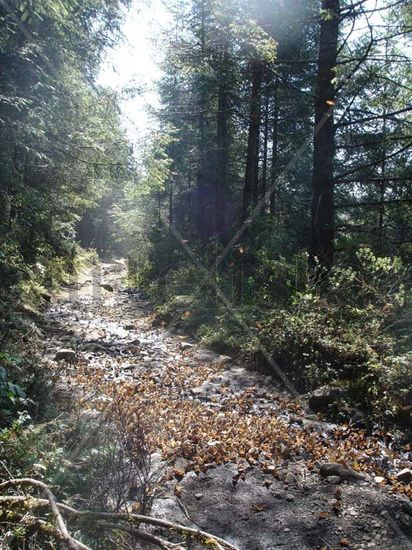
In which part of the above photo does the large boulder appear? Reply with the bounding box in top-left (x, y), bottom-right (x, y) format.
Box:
top-left (308, 386), bottom-right (347, 414)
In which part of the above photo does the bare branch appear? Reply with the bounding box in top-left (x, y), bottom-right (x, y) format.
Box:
top-left (0, 481), bottom-right (240, 550)
top-left (0, 479), bottom-right (90, 550)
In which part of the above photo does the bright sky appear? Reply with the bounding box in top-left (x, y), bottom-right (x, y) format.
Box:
top-left (98, 0), bottom-right (172, 147)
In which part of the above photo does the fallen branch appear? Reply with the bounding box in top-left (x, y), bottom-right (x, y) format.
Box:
top-left (95, 521), bottom-right (185, 549)
top-left (0, 479), bottom-right (89, 550)
top-left (0, 479), bottom-right (239, 550)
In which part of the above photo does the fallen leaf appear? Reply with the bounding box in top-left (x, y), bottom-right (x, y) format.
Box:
top-left (173, 467), bottom-right (185, 480)
top-left (252, 503), bottom-right (269, 513)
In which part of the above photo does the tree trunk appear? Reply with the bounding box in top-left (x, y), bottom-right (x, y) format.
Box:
top-left (310, 0), bottom-right (340, 268)
top-left (196, 0), bottom-right (208, 239)
top-left (270, 78), bottom-right (279, 219)
top-left (242, 61), bottom-right (264, 222)
top-left (261, 83), bottom-right (269, 203)
top-left (216, 51), bottom-right (230, 237)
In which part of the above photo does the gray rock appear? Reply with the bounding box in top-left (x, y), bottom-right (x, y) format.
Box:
top-left (326, 475), bottom-right (342, 485)
top-left (54, 348), bottom-right (77, 362)
top-left (396, 468), bottom-right (412, 484)
top-left (101, 283), bottom-right (114, 292)
top-left (319, 462), bottom-right (364, 481)
top-left (308, 386), bottom-right (347, 414)
top-left (401, 500), bottom-right (412, 516)
top-left (180, 342), bottom-right (194, 350)
top-left (41, 292), bottom-right (52, 303)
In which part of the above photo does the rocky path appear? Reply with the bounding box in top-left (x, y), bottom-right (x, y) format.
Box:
top-left (43, 261), bottom-right (412, 550)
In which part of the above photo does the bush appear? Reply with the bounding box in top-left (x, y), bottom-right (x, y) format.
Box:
top-left (130, 230), bottom-right (411, 428)
top-left (0, 406), bottom-right (151, 548)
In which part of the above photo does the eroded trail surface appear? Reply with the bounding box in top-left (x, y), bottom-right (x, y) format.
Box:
top-left (44, 261), bottom-right (412, 550)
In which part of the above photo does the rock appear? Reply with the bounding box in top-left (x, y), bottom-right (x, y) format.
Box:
top-left (150, 497), bottom-right (188, 524)
top-left (194, 350), bottom-right (220, 363)
top-left (399, 513), bottom-right (411, 528)
top-left (218, 355), bottom-right (232, 366)
top-left (100, 283), bottom-right (114, 292)
top-left (397, 405), bottom-right (412, 429)
top-left (395, 468), bottom-right (412, 484)
top-left (296, 415), bottom-right (337, 432)
top-left (326, 475), bottom-right (342, 485)
top-left (19, 304), bottom-right (42, 319)
top-left (285, 493), bottom-right (295, 502)
top-left (374, 476), bottom-right (385, 484)
top-left (195, 493), bottom-right (203, 500)
top-left (350, 409), bottom-right (366, 428)
top-left (54, 348), bottom-right (77, 362)
top-left (191, 386), bottom-right (204, 395)
top-left (319, 463), bottom-right (364, 481)
top-left (180, 342), bottom-right (194, 350)
top-left (401, 501), bottom-right (412, 516)
top-left (308, 386), bottom-right (347, 414)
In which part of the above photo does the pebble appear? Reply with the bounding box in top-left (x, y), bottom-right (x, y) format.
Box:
top-left (327, 475), bottom-right (342, 484)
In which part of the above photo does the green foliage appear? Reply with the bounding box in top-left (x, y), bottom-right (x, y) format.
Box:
top-left (0, 0), bottom-right (133, 306)
top-left (0, 409), bottom-right (149, 518)
top-left (0, 362), bottom-right (27, 426)
top-left (137, 244), bottom-right (410, 426)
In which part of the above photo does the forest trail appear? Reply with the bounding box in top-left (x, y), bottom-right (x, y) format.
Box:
top-left (42, 261), bottom-right (412, 550)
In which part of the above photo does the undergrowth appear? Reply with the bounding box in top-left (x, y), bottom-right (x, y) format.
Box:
top-left (131, 242), bottom-right (412, 429)
top-left (0, 248), bottom-right (151, 549)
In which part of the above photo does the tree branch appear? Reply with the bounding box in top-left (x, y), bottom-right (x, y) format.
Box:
top-left (0, 480), bottom-right (240, 550)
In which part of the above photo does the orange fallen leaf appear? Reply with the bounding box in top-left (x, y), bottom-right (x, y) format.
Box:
top-left (252, 503), bottom-right (269, 512)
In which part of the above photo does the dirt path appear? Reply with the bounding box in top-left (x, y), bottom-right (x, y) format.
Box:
top-left (43, 261), bottom-right (412, 550)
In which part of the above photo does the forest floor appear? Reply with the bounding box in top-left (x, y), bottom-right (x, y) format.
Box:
top-left (41, 261), bottom-right (412, 550)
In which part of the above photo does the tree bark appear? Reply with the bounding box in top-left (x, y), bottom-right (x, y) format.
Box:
top-left (310, 0), bottom-right (340, 268)
top-left (216, 51), bottom-right (230, 237)
top-left (242, 61), bottom-right (264, 222)
top-left (196, 0), bottom-right (208, 239)
top-left (270, 78), bottom-right (279, 219)
top-left (261, 82), bottom-right (269, 202)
